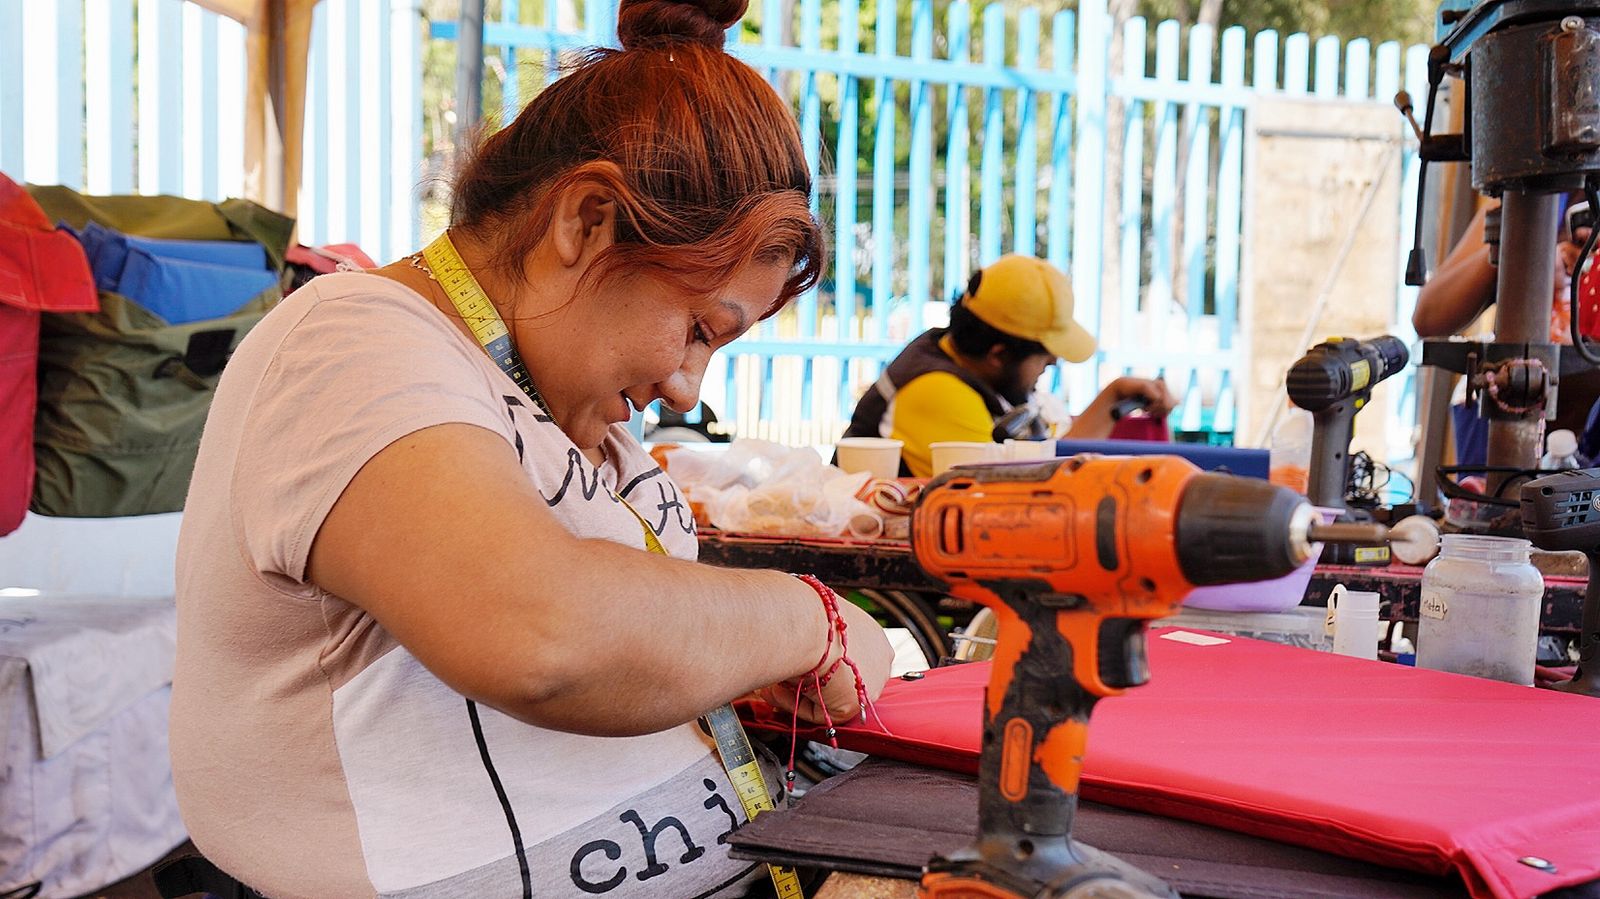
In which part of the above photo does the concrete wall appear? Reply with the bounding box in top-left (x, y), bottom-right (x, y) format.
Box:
top-left (1242, 98), bottom-right (1406, 461)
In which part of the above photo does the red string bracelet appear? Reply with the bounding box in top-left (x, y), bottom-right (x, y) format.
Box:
top-left (801, 575), bottom-right (894, 733)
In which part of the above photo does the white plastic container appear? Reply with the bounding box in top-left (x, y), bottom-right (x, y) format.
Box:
top-left (1326, 585), bottom-right (1380, 660)
top-left (1416, 534), bottom-right (1544, 685)
top-left (930, 441), bottom-right (1001, 476)
top-left (1003, 438), bottom-right (1055, 461)
top-left (1268, 409), bottom-right (1314, 495)
top-left (835, 437), bottom-right (903, 479)
top-left (1155, 605), bottom-right (1333, 652)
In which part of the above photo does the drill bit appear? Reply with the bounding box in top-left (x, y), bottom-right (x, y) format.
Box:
top-left (1307, 521), bottom-right (1390, 546)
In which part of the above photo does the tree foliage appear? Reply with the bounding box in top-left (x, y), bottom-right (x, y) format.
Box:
top-left (1137, 0), bottom-right (1435, 46)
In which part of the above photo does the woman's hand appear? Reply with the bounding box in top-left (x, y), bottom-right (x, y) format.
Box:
top-left (758, 596), bottom-right (894, 726)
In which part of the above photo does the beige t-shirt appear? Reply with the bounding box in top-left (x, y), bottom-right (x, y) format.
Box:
top-left (171, 273), bottom-right (762, 899)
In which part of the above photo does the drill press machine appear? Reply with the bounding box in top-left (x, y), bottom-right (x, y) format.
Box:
top-left (1407, 0), bottom-right (1600, 511)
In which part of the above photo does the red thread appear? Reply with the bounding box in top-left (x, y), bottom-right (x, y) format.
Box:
top-left (783, 574), bottom-right (892, 789)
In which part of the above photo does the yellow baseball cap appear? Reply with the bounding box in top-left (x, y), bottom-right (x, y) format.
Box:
top-left (962, 254), bottom-right (1097, 363)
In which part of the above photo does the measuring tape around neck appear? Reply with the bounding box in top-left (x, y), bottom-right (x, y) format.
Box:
top-left (420, 232), bottom-right (550, 418)
top-left (420, 231), bottom-right (800, 897)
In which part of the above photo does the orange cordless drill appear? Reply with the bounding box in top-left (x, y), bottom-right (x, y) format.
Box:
top-left (910, 455), bottom-right (1384, 899)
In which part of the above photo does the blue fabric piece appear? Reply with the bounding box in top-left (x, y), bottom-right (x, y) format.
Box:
top-left (65, 222), bottom-right (275, 324)
top-left (1580, 398), bottom-right (1600, 466)
top-left (1450, 403), bottom-right (1489, 468)
top-left (1054, 438), bottom-right (1269, 479)
top-left (114, 251), bottom-right (277, 324)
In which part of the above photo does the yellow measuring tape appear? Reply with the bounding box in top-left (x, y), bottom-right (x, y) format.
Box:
top-left (420, 232), bottom-right (545, 413)
top-left (624, 500), bottom-right (804, 899)
top-left (420, 232), bottom-right (802, 898)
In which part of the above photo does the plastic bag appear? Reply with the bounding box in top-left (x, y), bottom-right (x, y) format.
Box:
top-left (664, 439), bottom-right (890, 538)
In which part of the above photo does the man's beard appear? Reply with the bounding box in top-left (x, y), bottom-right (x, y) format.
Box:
top-left (998, 367), bottom-right (1033, 407)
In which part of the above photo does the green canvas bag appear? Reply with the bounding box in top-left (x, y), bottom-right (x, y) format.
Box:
top-left (27, 188), bottom-right (293, 517)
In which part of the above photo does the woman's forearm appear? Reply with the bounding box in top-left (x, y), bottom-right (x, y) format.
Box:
top-left (480, 541), bottom-right (831, 736)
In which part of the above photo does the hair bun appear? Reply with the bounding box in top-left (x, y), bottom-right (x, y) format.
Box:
top-left (616, 0), bottom-right (747, 49)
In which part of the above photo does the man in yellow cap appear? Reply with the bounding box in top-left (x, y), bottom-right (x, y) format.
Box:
top-left (842, 254), bottom-right (1175, 477)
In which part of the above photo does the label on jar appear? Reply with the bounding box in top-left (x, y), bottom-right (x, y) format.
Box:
top-left (1421, 594), bottom-right (1449, 620)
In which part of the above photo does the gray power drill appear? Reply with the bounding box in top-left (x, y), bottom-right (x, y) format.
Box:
top-left (1286, 336), bottom-right (1410, 565)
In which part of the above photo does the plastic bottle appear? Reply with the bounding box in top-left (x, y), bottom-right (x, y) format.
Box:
top-left (1541, 428), bottom-right (1582, 470)
top-left (1269, 409), bottom-right (1314, 495)
top-left (1416, 535), bottom-right (1544, 685)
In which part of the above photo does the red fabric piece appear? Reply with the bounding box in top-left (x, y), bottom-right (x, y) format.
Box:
top-left (743, 629), bottom-right (1600, 899)
top-left (0, 304), bottom-right (38, 536)
top-left (1578, 262), bottom-right (1600, 340)
top-left (0, 174), bottom-right (97, 536)
top-left (0, 174), bottom-right (98, 314)
top-left (285, 242), bottom-right (377, 274)
top-left (1107, 412), bottom-right (1169, 442)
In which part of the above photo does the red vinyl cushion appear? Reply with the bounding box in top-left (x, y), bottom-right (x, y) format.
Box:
top-left (743, 628), bottom-right (1600, 899)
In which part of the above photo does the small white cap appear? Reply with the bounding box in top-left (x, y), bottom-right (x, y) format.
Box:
top-left (1549, 428), bottom-right (1579, 458)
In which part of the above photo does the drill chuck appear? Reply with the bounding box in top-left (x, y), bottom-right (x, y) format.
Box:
top-left (1286, 335), bottom-right (1409, 412)
top-left (1175, 473), bottom-right (1316, 585)
top-left (1174, 473), bottom-right (1388, 585)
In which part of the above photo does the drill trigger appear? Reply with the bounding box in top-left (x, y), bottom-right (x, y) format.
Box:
top-left (1098, 619), bottom-right (1150, 690)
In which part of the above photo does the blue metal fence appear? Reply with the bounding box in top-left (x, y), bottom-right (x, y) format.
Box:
top-left (433, 0), bottom-right (1428, 448)
top-left (4, 0), bottom-right (1429, 453)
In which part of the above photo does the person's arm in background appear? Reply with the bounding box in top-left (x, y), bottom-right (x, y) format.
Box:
top-left (1066, 376), bottom-right (1177, 440)
top-left (1414, 205), bottom-right (1496, 337)
top-left (889, 371), bottom-right (995, 477)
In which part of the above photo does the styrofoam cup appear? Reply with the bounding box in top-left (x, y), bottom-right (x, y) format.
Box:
top-left (930, 441), bottom-right (1001, 476)
top-left (835, 437), bottom-right (903, 479)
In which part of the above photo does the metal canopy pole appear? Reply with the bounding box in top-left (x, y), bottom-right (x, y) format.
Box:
top-left (454, 0), bottom-right (485, 146)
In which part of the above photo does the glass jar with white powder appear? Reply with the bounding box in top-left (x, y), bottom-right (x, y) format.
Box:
top-left (1416, 534), bottom-right (1544, 685)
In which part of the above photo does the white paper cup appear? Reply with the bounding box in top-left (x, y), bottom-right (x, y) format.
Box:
top-left (835, 437), bottom-right (904, 479)
top-left (930, 441), bottom-right (1001, 476)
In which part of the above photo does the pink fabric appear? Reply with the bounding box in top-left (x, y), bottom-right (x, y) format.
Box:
top-left (743, 628), bottom-right (1600, 898)
top-left (285, 243), bottom-right (377, 274)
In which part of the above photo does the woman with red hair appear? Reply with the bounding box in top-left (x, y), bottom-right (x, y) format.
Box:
top-left (169, 1), bottom-right (892, 895)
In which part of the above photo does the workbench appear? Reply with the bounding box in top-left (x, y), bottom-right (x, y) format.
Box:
top-left (697, 530), bottom-right (1591, 660)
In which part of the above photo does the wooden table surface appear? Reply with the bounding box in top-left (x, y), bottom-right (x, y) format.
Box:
top-left (815, 873), bottom-right (918, 898)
